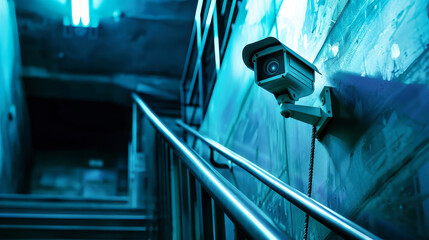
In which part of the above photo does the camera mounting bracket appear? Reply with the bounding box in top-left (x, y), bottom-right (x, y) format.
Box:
top-left (279, 86), bottom-right (333, 139)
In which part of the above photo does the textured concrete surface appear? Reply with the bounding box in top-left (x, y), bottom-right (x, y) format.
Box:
top-left (0, 0), bottom-right (32, 193)
top-left (198, 0), bottom-right (429, 239)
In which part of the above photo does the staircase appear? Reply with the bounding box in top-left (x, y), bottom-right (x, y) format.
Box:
top-left (0, 93), bottom-right (380, 240)
top-left (0, 194), bottom-right (156, 239)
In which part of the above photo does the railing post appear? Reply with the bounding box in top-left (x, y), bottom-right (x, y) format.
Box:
top-left (178, 160), bottom-right (193, 239)
top-left (170, 151), bottom-right (181, 239)
top-left (213, 200), bottom-right (226, 240)
top-left (195, 181), bottom-right (204, 238)
top-left (200, 187), bottom-right (214, 240)
top-left (156, 133), bottom-right (169, 239)
top-left (188, 171), bottom-right (198, 239)
top-left (155, 133), bottom-right (161, 237)
top-left (163, 141), bottom-right (173, 240)
top-left (129, 102), bottom-right (137, 207)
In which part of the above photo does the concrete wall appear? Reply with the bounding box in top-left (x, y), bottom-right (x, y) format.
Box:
top-left (198, 0), bottom-right (429, 239)
top-left (0, 0), bottom-right (31, 193)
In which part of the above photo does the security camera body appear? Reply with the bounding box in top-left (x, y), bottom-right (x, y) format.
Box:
top-left (243, 37), bottom-right (319, 103)
top-left (242, 37), bottom-right (332, 139)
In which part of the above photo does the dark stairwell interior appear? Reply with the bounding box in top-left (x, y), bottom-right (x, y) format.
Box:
top-left (27, 97), bottom-right (130, 197)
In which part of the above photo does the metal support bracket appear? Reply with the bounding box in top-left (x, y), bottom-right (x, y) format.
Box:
top-left (280, 86), bottom-right (333, 139)
top-left (316, 86), bottom-right (333, 138)
top-left (209, 147), bottom-right (232, 170)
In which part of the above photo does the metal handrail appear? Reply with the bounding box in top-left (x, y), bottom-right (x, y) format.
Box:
top-left (176, 120), bottom-right (380, 240)
top-left (132, 93), bottom-right (287, 240)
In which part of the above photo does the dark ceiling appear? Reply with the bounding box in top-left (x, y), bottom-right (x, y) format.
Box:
top-left (15, 0), bottom-right (198, 116)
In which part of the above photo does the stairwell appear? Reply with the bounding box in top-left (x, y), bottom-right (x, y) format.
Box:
top-left (0, 194), bottom-right (156, 239)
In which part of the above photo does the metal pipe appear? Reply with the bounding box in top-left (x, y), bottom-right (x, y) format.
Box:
top-left (132, 93), bottom-right (287, 240)
top-left (176, 120), bottom-right (380, 240)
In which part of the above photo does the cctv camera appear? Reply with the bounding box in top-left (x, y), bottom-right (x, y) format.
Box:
top-left (242, 37), bottom-right (320, 103)
top-left (242, 37), bottom-right (333, 138)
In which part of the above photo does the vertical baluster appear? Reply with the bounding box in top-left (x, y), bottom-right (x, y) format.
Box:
top-left (212, 200), bottom-right (225, 240)
top-left (156, 133), bottom-right (164, 239)
top-left (130, 103), bottom-right (137, 206)
top-left (170, 152), bottom-right (181, 239)
top-left (164, 142), bottom-right (173, 239)
top-left (201, 187), bottom-right (214, 240)
top-left (188, 170), bottom-right (198, 239)
top-left (178, 160), bottom-right (188, 238)
top-left (195, 181), bottom-right (204, 238)
top-left (162, 140), bottom-right (170, 239)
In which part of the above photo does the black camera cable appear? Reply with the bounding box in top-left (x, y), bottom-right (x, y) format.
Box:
top-left (303, 125), bottom-right (316, 240)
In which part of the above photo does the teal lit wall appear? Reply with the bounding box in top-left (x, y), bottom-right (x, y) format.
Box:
top-left (199, 0), bottom-right (429, 238)
top-left (0, 0), bottom-right (31, 193)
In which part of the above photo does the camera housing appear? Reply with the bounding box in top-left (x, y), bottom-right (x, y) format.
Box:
top-left (242, 37), bottom-right (320, 103)
top-left (242, 37), bottom-right (332, 139)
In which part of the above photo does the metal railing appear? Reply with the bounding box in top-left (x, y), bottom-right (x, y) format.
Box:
top-left (176, 120), bottom-right (381, 240)
top-left (132, 93), bottom-right (287, 239)
top-left (181, 0), bottom-right (242, 127)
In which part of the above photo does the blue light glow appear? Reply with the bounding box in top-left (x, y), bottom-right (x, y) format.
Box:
top-left (81, 0), bottom-right (90, 27)
top-left (71, 0), bottom-right (80, 26)
top-left (71, 0), bottom-right (90, 27)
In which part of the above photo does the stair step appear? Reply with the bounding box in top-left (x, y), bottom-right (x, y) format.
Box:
top-left (0, 194), bottom-right (133, 211)
top-left (0, 194), bottom-right (158, 239)
top-left (0, 194), bottom-right (129, 203)
top-left (0, 213), bottom-right (152, 227)
top-left (0, 225), bottom-right (148, 231)
top-left (0, 207), bottom-right (149, 215)
top-left (0, 225), bottom-right (156, 239)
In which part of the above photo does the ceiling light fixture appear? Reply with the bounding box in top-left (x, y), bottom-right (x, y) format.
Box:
top-left (71, 0), bottom-right (90, 27)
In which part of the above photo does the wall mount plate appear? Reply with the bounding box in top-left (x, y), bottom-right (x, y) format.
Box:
top-left (315, 86), bottom-right (333, 139)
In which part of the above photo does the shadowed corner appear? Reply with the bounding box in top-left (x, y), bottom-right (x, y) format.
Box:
top-left (320, 72), bottom-right (429, 152)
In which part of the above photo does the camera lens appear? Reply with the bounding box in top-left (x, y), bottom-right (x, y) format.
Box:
top-left (265, 59), bottom-right (280, 75)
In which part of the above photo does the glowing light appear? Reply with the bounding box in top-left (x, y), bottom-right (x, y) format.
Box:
top-left (213, 7), bottom-right (220, 73)
top-left (81, 0), bottom-right (90, 26)
top-left (71, 0), bottom-right (80, 26)
top-left (71, 0), bottom-right (90, 27)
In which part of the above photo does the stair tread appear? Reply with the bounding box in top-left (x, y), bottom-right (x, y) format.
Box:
top-left (0, 207), bottom-right (149, 214)
top-left (0, 225), bottom-right (148, 231)
top-left (0, 213), bottom-right (151, 220)
top-left (0, 194), bottom-right (129, 203)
